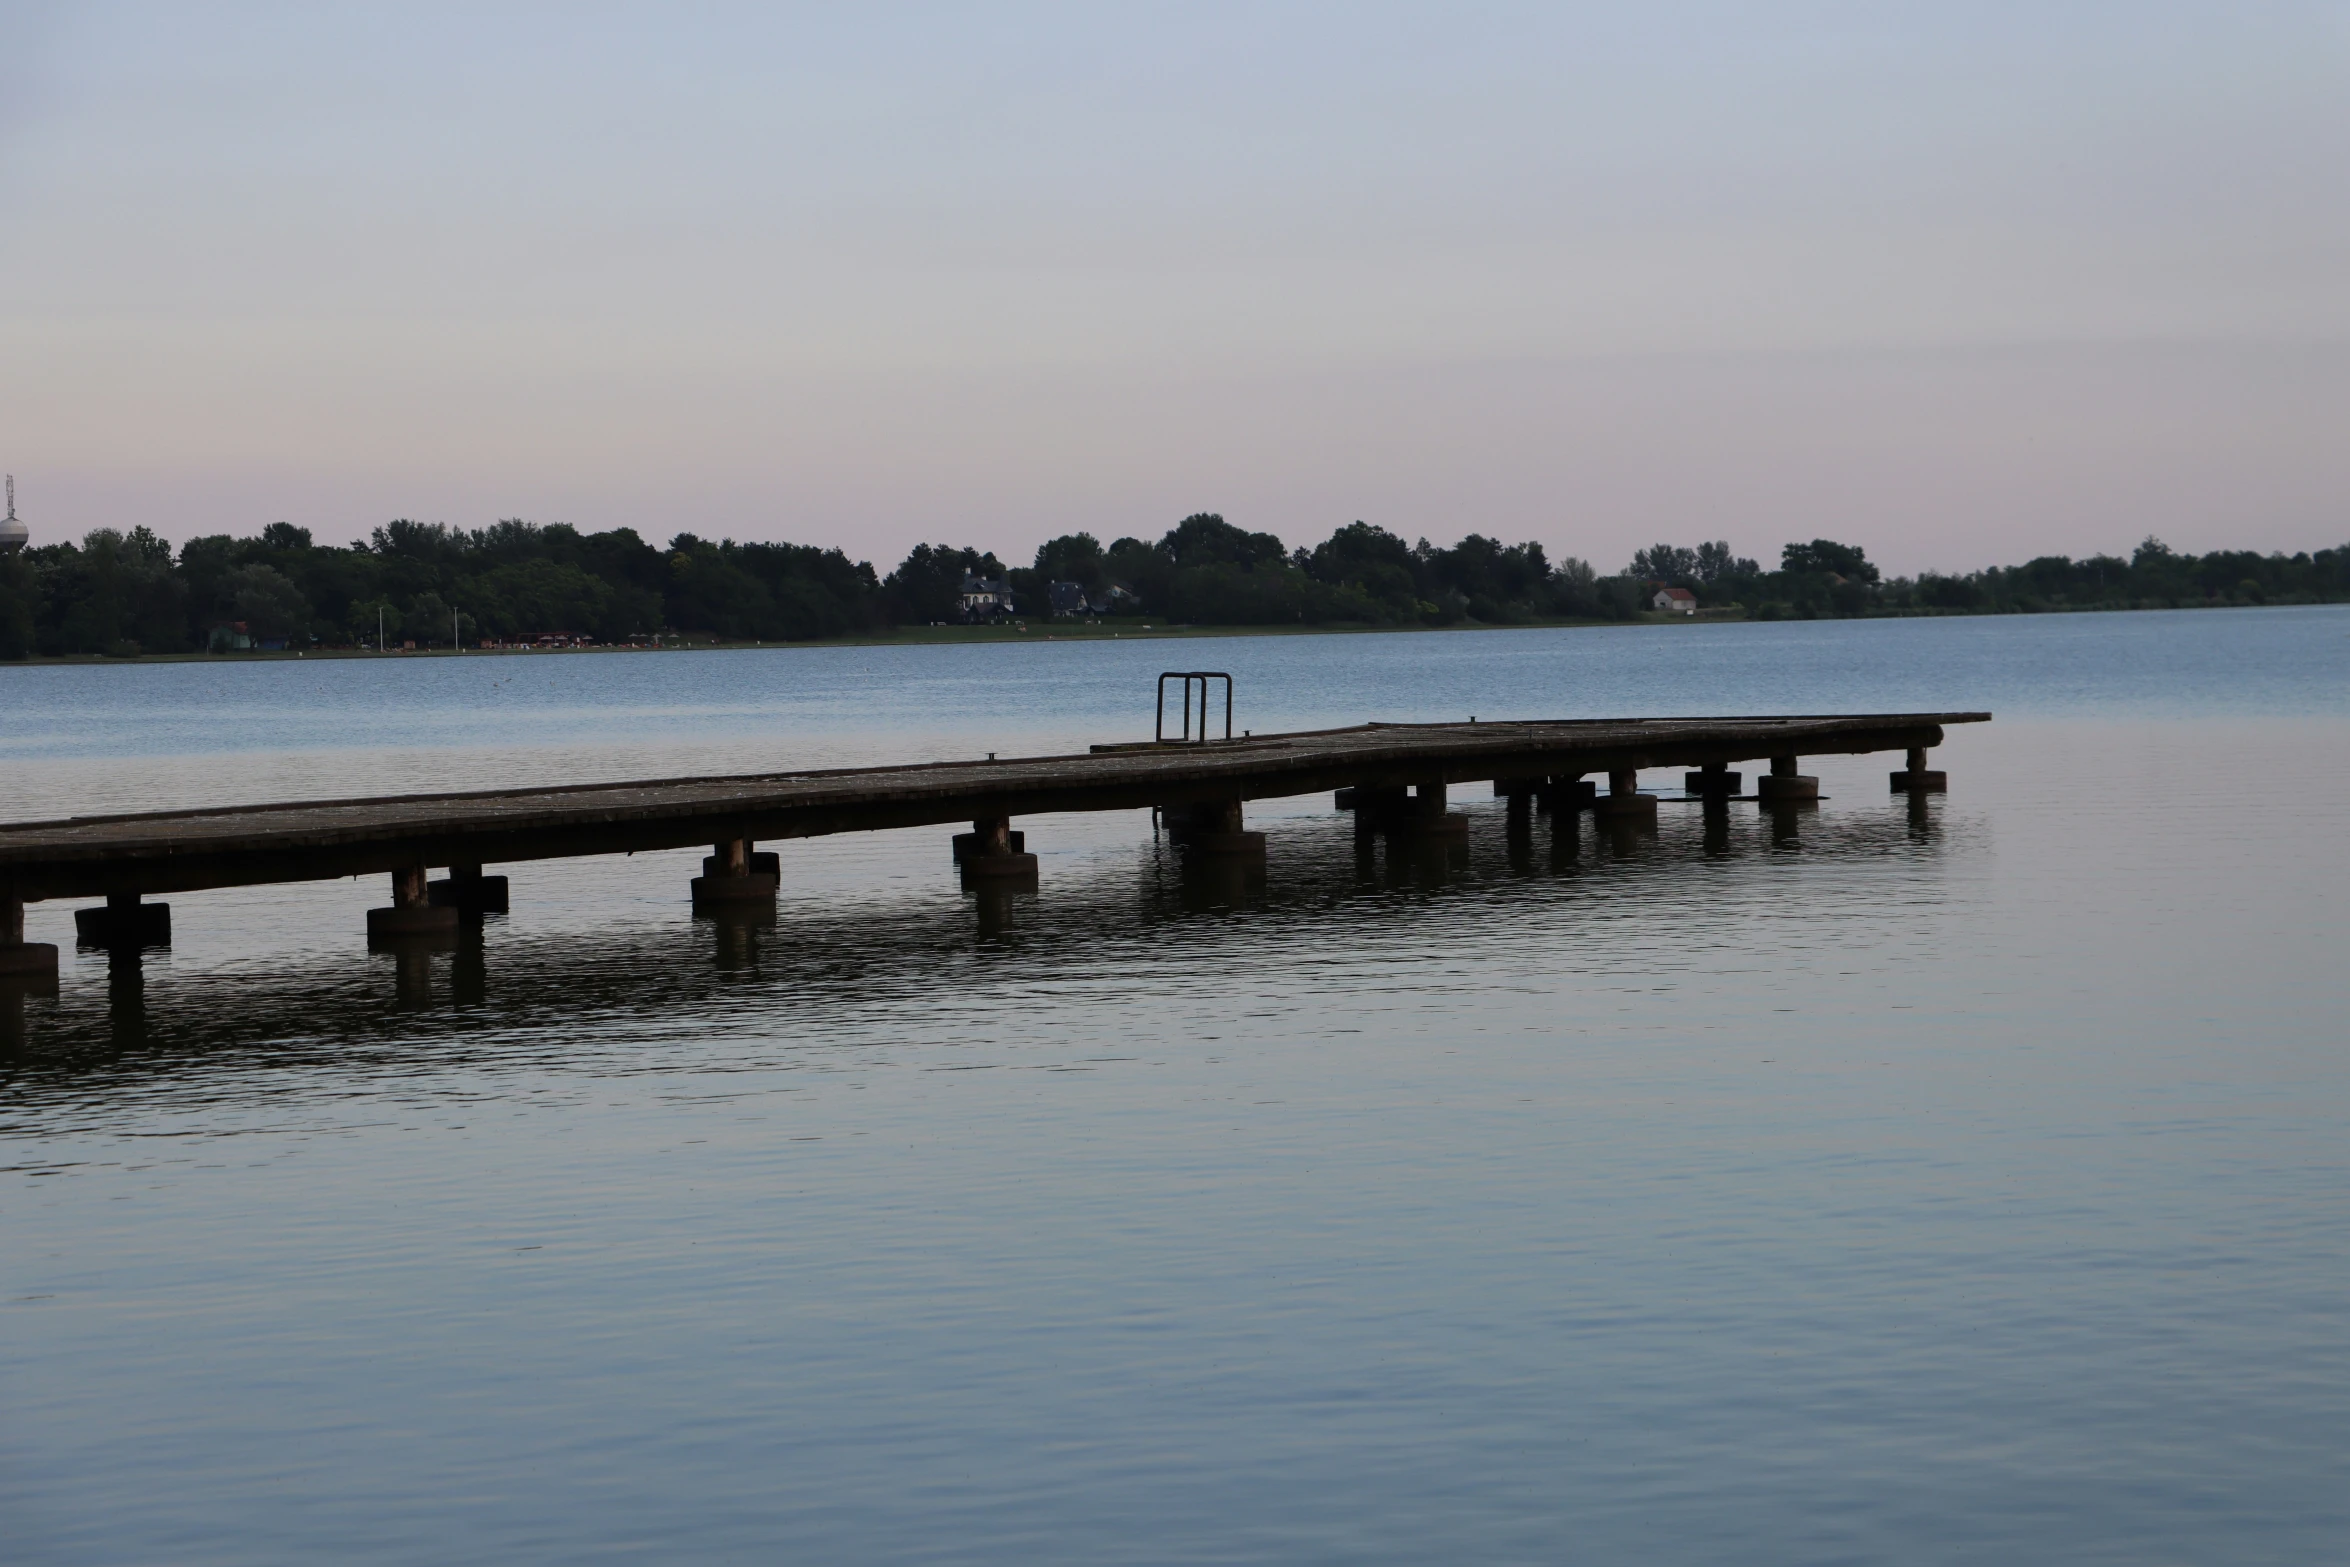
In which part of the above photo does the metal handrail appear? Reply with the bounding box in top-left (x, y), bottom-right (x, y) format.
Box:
top-left (1155, 671), bottom-right (1233, 744)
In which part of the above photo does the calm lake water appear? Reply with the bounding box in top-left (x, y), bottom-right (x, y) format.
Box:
top-left (4, 608), bottom-right (2348, 1564)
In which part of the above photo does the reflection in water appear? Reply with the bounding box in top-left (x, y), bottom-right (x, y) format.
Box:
top-left (105, 949), bottom-right (147, 1048)
top-left (0, 974), bottom-right (55, 1050)
top-left (452, 922), bottom-right (489, 1007)
top-left (1765, 798), bottom-right (1815, 850)
top-left (1171, 853), bottom-right (1265, 913)
top-left (1906, 788), bottom-right (1939, 840)
top-left (1701, 797), bottom-right (1732, 857)
top-left (701, 904), bottom-right (778, 972)
top-left (0, 801), bottom-right (1960, 1101)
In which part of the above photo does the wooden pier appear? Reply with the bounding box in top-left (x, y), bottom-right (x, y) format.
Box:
top-left (0, 711), bottom-right (1986, 973)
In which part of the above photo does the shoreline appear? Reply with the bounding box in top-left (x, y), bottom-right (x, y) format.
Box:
top-left (0, 597), bottom-right (2332, 667)
top-left (2, 613), bottom-right (1634, 665)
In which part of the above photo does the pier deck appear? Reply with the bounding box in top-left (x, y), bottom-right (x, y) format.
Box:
top-left (1, 712), bottom-right (1985, 904)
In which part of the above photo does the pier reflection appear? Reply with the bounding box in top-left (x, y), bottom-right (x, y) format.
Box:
top-left (1701, 797), bottom-right (1733, 857)
top-left (1765, 798), bottom-right (1817, 850)
top-left (0, 799), bottom-right (1970, 1097)
top-left (700, 905), bottom-right (778, 971)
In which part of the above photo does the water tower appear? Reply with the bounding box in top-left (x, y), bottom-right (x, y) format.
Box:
top-left (0, 476), bottom-right (25, 553)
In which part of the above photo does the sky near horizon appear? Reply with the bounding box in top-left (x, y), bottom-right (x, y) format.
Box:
top-left (2, 2), bottom-right (2346, 576)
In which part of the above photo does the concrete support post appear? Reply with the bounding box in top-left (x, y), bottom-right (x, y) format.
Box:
top-left (0, 884), bottom-right (60, 978)
top-left (1536, 772), bottom-right (1597, 812)
top-left (428, 861), bottom-right (510, 913)
top-left (1682, 763), bottom-right (1743, 798)
top-left (1756, 753), bottom-right (1820, 802)
top-left (1348, 786), bottom-right (1406, 838)
top-left (1593, 768), bottom-right (1659, 822)
top-left (1493, 778), bottom-right (1540, 829)
top-left (1181, 796), bottom-right (1267, 860)
top-left (960, 814), bottom-right (1039, 880)
top-left (952, 829), bottom-right (1025, 861)
top-left (74, 890), bottom-right (172, 949)
top-left (1891, 745), bottom-right (1948, 793)
top-left (693, 837), bottom-right (780, 905)
top-left (1392, 781), bottom-right (1469, 841)
top-left (369, 862), bottom-right (460, 939)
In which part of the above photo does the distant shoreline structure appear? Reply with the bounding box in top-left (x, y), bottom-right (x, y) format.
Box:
top-left (0, 476), bottom-right (26, 555)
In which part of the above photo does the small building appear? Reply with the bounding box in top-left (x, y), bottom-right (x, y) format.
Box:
top-left (1047, 580), bottom-right (1093, 617)
top-left (958, 573), bottom-right (1017, 622)
top-left (207, 620), bottom-right (253, 652)
top-left (1653, 587), bottom-right (1698, 615)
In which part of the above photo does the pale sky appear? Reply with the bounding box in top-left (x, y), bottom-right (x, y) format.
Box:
top-left (3, 2), bottom-right (2345, 574)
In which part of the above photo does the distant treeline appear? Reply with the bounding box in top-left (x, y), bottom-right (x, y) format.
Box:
top-left (1, 510), bottom-right (2345, 658)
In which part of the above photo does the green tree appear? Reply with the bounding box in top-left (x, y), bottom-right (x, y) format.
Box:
top-left (1160, 513), bottom-right (1286, 571)
top-left (223, 564), bottom-right (313, 641)
top-left (1781, 539), bottom-right (1879, 584)
top-left (1034, 532), bottom-right (1107, 594)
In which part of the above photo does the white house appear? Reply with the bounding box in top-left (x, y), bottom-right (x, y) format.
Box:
top-left (958, 573), bottom-right (1017, 622)
top-left (1653, 587), bottom-right (1698, 615)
